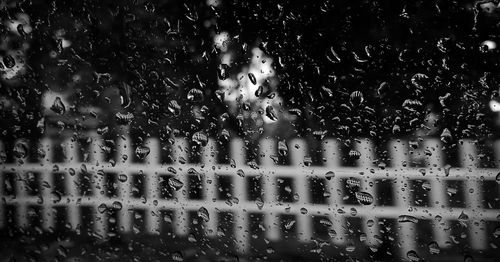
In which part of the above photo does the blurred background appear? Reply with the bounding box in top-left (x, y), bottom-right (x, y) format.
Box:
top-left (1, 0), bottom-right (500, 143)
top-left (1, 0), bottom-right (500, 261)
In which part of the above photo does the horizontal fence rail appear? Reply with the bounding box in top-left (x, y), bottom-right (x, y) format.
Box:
top-left (1, 133), bottom-right (500, 258)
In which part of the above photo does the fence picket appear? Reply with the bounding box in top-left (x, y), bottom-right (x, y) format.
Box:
top-left (259, 138), bottom-right (280, 241)
top-left (323, 139), bottom-right (345, 244)
top-left (89, 135), bottom-right (107, 237)
top-left (290, 139), bottom-right (311, 242)
top-left (173, 138), bottom-right (189, 236)
top-left (144, 138), bottom-right (161, 234)
top-left (0, 141), bottom-right (5, 228)
top-left (0, 135), bottom-right (498, 256)
top-left (40, 138), bottom-right (55, 231)
top-left (201, 139), bottom-right (217, 237)
top-left (459, 139), bottom-right (486, 250)
top-left (231, 138), bottom-right (249, 253)
top-left (116, 137), bottom-right (132, 233)
top-left (357, 138), bottom-right (379, 249)
top-left (63, 138), bottom-right (80, 229)
top-left (14, 139), bottom-right (28, 228)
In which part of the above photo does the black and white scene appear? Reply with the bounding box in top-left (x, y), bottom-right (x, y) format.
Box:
top-left (1, 0), bottom-right (500, 261)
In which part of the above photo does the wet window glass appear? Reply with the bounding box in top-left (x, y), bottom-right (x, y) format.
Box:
top-left (1, 0), bottom-right (500, 261)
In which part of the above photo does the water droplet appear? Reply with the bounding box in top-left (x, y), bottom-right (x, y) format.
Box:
top-left (303, 156), bottom-right (312, 166)
top-left (168, 177), bottom-right (184, 191)
top-left (115, 112), bottom-right (134, 125)
top-left (34, 147), bottom-right (45, 160)
top-left (97, 126), bottom-right (109, 135)
top-left (355, 191), bottom-right (374, 205)
top-left (50, 97), bottom-right (66, 115)
top-left (493, 226), bottom-right (500, 238)
top-left (288, 108), bottom-right (302, 116)
top-left (248, 73), bottom-right (257, 85)
top-left (437, 37), bottom-right (452, 53)
top-left (458, 211), bottom-right (469, 226)
top-left (219, 129), bottom-right (230, 141)
top-left (266, 247), bottom-right (275, 254)
top-left (119, 83), bottom-right (132, 108)
top-left (313, 130), bottom-right (327, 140)
top-left (79, 164), bottom-right (87, 174)
top-left (217, 64), bottom-right (229, 80)
top-left (265, 105), bottom-right (278, 121)
top-left (255, 198), bottom-right (264, 210)
top-left (440, 128), bottom-right (452, 143)
top-left (278, 140), bottom-right (288, 156)
top-left (398, 215), bottom-right (418, 223)
top-left (188, 233), bottom-right (197, 242)
top-left (326, 47), bottom-right (341, 63)
top-left (284, 219), bottom-right (296, 230)
top-left (407, 250), bottom-right (420, 262)
top-left (237, 169), bottom-right (245, 177)
top-left (197, 207), bottom-right (210, 222)
top-left (17, 24), bottom-right (27, 36)
top-left (446, 186), bottom-right (458, 196)
top-left (422, 181), bottom-right (431, 191)
top-left (13, 141), bottom-right (28, 158)
top-left (3, 55), bottom-right (15, 68)
top-left (495, 172), bottom-right (500, 184)
top-left (319, 218), bottom-right (333, 227)
top-left (428, 241), bottom-right (440, 254)
top-left (300, 207), bottom-right (308, 214)
top-left (325, 171), bottom-right (335, 180)
top-left (366, 219), bottom-right (375, 227)
top-left (98, 203), bottom-right (107, 213)
top-left (215, 90), bottom-right (225, 102)
top-left (346, 177), bottom-right (360, 189)
top-left (360, 233), bottom-right (367, 242)
top-left (172, 251), bottom-right (184, 261)
top-left (112, 201), bottom-right (122, 210)
top-left (327, 228), bottom-right (337, 238)
top-left (480, 40), bottom-right (496, 52)
top-left (348, 150), bottom-right (361, 160)
top-left (164, 213), bottom-right (173, 223)
top-left (168, 100), bottom-right (181, 116)
top-left (402, 99), bottom-right (423, 112)
top-left (349, 91), bottom-right (364, 107)
top-left (410, 73), bottom-right (429, 91)
top-left (135, 146), bottom-right (150, 159)
top-left (464, 254), bottom-right (474, 262)
top-left (255, 85), bottom-right (264, 97)
top-left (51, 191), bottom-right (61, 203)
top-left (345, 242), bottom-right (355, 252)
top-left (118, 174), bottom-right (128, 182)
top-left (0, 150), bottom-right (6, 164)
top-left (192, 131), bottom-right (208, 146)
top-left (187, 88), bottom-right (203, 102)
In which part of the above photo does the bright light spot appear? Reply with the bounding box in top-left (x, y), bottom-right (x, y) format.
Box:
top-left (214, 31), bottom-right (230, 52)
top-left (0, 52), bottom-right (25, 80)
top-left (207, 0), bottom-right (221, 7)
top-left (5, 13), bottom-right (32, 35)
top-left (481, 40), bottom-right (496, 50)
top-left (42, 91), bottom-right (70, 115)
top-left (490, 100), bottom-right (500, 112)
top-left (224, 47), bottom-right (275, 103)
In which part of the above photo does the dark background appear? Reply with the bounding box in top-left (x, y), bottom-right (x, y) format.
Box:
top-left (1, 0), bottom-right (500, 143)
top-left (1, 0), bottom-right (500, 261)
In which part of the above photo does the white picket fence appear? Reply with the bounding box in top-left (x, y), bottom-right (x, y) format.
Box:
top-left (0, 134), bottom-right (499, 258)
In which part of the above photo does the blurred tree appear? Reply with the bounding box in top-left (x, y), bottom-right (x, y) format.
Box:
top-left (0, 0), bottom-right (231, 144)
top-left (216, 0), bottom-right (500, 142)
